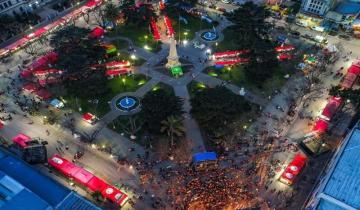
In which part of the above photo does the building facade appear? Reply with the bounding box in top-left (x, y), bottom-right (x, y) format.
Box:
top-left (301, 0), bottom-right (337, 16)
top-left (0, 0), bottom-right (52, 16)
top-left (304, 120), bottom-right (360, 210)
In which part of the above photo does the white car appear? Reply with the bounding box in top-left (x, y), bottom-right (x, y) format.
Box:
top-left (221, 0), bottom-right (231, 3)
top-left (193, 41), bottom-right (206, 49)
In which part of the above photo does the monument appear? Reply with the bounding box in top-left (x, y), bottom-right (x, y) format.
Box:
top-left (166, 37), bottom-right (181, 68)
top-left (166, 37), bottom-right (183, 76)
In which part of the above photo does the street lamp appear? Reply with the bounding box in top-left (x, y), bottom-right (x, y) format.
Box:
top-left (183, 40), bottom-right (188, 45)
top-left (206, 48), bottom-right (211, 54)
top-left (130, 54), bottom-right (136, 60)
top-left (122, 77), bottom-right (126, 89)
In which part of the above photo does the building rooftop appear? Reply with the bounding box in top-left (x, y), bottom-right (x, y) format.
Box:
top-left (335, 1), bottom-right (360, 15)
top-left (309, 121), bottom-right (360, 210)
top-left (0, 149), bottom-right (101, 210)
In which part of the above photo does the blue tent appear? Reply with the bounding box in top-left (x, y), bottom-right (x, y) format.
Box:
top-left (193, 152), bottom-right (217, 163)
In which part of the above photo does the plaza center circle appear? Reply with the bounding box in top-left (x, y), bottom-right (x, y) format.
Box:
top-left (115, 96), bottom-right (139, 111)
top-left (200, 31), bottom-right (219, 42)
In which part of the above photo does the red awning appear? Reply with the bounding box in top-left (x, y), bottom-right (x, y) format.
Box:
top-left (213, 50), bottom-right (250, 59)
top-left (106, 69), bottom-right (129, 76)
top-left (83, 113), bottom-right (95, 122)
top-left (22, 83), bottom-right (39, 92)
top-left (163, 16), bottom-right (175, 37)
top-left (35, 89), bottom-right (52, 100)
top-left (150, 19), bottom-right (161, 40)
top-left (313, 119), bottom-right (329, 133)
top-left (101, 184), bottom-right (128, 206)
top-left (320, 97), bottom-right (342, 121)
top-left (280, 153), bottom-right (307, 185)
top-left (89, 27), bottom-right (105, 39)
top-left (86, 176), bottom-right (107, 192)
top-left (12, 133), bottom-right (31, 148)
top-left (20, 69), bottom-right (33, 78)
top-left (0, 121), bottom-right (3, 129)
top-left (275, 45), bottom-right (295, 52)
top-left (27, 27), bottom-right (47, 39)
top-left (106, 61), bottom-right (130, 69)
top-left (33, 68), bottom-right (63, 76)
top-left (277, 53), bottom-right (293, 61)
top-left (48, 154), bottom-right (82, 177)
top-left (341, 72), bottom-right (357, 89)
top-left (348, 64), bottom-right (360, 75)
top-left (72, 168), bottom-right (94, 186)
top-left (29, 51), bottom-right (58, 70)
top-left (214, 58), bottom-right (249, 66)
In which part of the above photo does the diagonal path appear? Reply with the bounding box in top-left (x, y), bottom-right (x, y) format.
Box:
top-left (173, 85), bottom-right (205, 153)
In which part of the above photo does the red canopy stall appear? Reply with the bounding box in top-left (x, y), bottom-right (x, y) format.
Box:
top-left (150, 19), bottom-right (161, 41)
top-left (48, 154), bottom-right (129, 206)
top-left (106, 61), bottom-right (130, 69)
top-left (213, 50), bottom-right (250, 60)
top-left (279, 153), bottom-right (307, 185)
top-left (22, 83), bottom-right (39, 93)
top-left (0, 121), bottom-right (3, 129)
top-left (82, 113), bottom-right (97, 124)
top-left (341, 72), bottom-right (357, 89)
top-left (320, 97), bottom-right (342, 121)
top-left (313, 119), bottom-right (329, 134)
top-left (26, 27), bottom-right (48, 40)
top-left (12, 133), bottom-right (32, 148)
top-left (277, 53), bottom-right (293, 61)
top-left (275, 45), bottom-right (295, 52)
top-left (106, 69), bottom-right (130, 76)
top-left (214, 58), bottom-right (249, 66)
top-left (89, 27), bottom-right (105, 39)
top-left (35, 89), bottom-right (52, 100)
top-left (163, 16), bottom-right (175, 37)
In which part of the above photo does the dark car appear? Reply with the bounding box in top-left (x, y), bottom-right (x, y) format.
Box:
top-left (290, 31), bottom-right (300, 37)
top-left (338, 34), bottom-right (350, 40)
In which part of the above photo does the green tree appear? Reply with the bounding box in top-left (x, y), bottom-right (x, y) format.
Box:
top-left (119, 0), bottom-right (155, 26)
top-left (104, 2), bottom-right (119, 25)
top-left (160, 115), bottom-right (185, 146)
top-left (329, 86), bottom-right (360, 106)
top-left (141, 89), bottom-right (183, 133)
top-left (226, 2), bottom-right (278, 85)
top-left (190, 86), bottom-right (251, 134)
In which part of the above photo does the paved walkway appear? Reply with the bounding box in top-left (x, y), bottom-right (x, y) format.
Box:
top-left (173, 85), bottom-right (205, 153)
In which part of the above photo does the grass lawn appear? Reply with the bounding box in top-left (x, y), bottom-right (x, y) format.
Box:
top-left (110, 24), bottom-right (161, 53)
top-left (151, 82), bottom-right (174, 94)
top-left (107, 51), bottom-right (146, 66)
top-left (187, 80), bottom-right (207, 97)
top-left (169, 12), bottom-right (216, 41)
top-left (62, 74), bottom-right (149, 117)
top-left (204, 65), bottom-right (286, 95)
top-left (216, 27), bottom-right (240, 52)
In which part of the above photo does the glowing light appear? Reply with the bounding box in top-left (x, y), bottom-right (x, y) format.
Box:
top-left (130, 54), bottom-right (136, 60)
top-left (183, 40), bottom-right (188, 45)
top-left (206, 48), bottom-right (211, 54)
top-left (144, 45), bottom-right (150, 50)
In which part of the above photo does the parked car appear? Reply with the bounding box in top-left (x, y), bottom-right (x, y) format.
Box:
top-left (290, 31), bottom-right (300, 37)
top-left (338, 34), bottom-right (351, 40)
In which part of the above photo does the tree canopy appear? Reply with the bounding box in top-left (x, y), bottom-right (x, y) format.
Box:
top-left (49, 26), bottom-right (107, 97)
top-left (226, 2), bottom-right (279, 86)
top-left (141, 89), bottom-right (184, 133)
top-left (119, 0), bottom-right (155, 26)
top-left (329, 86), bottom-right (360, 106)
top-left (190, 86), bottom-right (251, 134)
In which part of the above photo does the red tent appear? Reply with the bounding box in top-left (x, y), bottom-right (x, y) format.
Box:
top-left (313, 119), bottom-right (329, 134)
top-left (277, 53), bottom-right (293, 61)
top-left (348, 64), bottom-right (360, 75)
top-left (89, 27), bottom-right (105, 39)
top-left (33, 68), bottom-right (63, 77)
top-left (320, 97), bottom-right (342, 121)
top-left (213, 50), bottom-right (250, 59)
top-left (20, 69), bottom-right (33, 78)
top-left (106, 61), bottom-right (130, 69)
top-left (22, 83), bottom-right (39, 92)
top-left (48, 154), bottom-right (82, 177)
top-left (163, 16), bottom-right (175, 37)
top-left (106, 69), bottom-right (130, 76)
top-left (35, 89), bottom-right (52, 100)
top-left (86, 176), bottom-right (107, 192)
top-left (38, 78), bottom-right (61, 87)
top-left (275, 45), bottom-right (295, 52)
top-left (29, 52), bottom-right (58, 70)
top-left (0, 121), bottom-right (3, 129)
top-left (101, 184), bottom-right (128, 206)
top-left (85, 0), bottom-right (101, 8)
top-left (83, 113), bottom-right (97, 124)
top-left (214, 58), bottom-right (249, 66)
top-left (72, 168), bottom-right (94, 186)
top-left (341, 72), bottom-right (357, 89)
top-left (26, 27), bottom-right (47, 40)
top-left (12, 133), bottom-right (31, 148)
top-left (150, 19), bottom-right (161, 40)
top-left (279, 153), bottom-right (307, 185)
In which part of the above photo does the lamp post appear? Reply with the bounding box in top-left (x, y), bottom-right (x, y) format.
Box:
top-left (122, 77), bottom-right (126, 90)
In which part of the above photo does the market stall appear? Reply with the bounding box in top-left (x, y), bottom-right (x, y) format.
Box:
top-left (279, 153), bottom-right (308, 185)
top-left (320, 96), bottom-right (342, 121)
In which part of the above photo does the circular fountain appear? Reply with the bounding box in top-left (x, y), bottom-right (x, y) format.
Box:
top-left (200, 31), bottom-right (219, 42)
top-left (115, 96), bottom-right (140, 112)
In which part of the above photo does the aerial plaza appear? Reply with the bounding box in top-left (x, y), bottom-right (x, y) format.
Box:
top-left (1, 0), bottom-right (360, 209)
